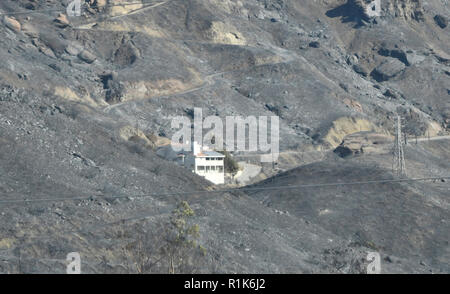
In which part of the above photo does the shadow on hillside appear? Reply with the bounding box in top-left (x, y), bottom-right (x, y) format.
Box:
top-left (325, 1), bottom-right (366, 28)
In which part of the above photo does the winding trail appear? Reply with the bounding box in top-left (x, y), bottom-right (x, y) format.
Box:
top-left (102, 47), bottom-right (297, 115)
top-left (102, 70), bottom-right (232, 114)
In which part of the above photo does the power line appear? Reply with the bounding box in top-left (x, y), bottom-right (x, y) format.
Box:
top-left (393, 114), bottom-right (407, 177)
top-left (1, 104), bottom-right (448, 205)
top-left (0, 176), bottom-right (448, 205)
top-left (1, 175), bottom-right (448, 252)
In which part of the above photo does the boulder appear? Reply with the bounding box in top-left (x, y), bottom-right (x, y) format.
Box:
top-left (371, 58), bottom-right (405, 82)
top-left (383, 89), bottom-right (399, 99)
top-left (24, 2), bottom-right (37, 10)
top-left (405, 51), bottom-right (425, 66)
top-left (78, 50), bottom-right (97, 64)
top-left (39, 47), bottom-right (57, 59)
top-left (309, 41), bottom-right (320, 48)
top-left (434, 15), bottom-right (448, 29)
top-left (3, 16), bottom-right (21, 32)
top-left (353, 64), bottom-right (368, 77)
top-left (54, 14), bottom-right (70, 28)
top-left (378, 47), bottom-right (409, 65)
top-left (65, 45), bottom-right (80, 56)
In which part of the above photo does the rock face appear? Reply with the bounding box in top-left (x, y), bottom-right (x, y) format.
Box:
top-left (350, 0), bottom-right (379, 20)
top-left (350, 0), bottom-right (424, 21)
top-left (385, 0), bottom-right (424, 21)
top-left (371, 58), bottom-right (406, 82)
top-left (334, 132), bottom-right (392, 157)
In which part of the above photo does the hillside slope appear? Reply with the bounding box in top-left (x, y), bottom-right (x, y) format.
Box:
top-left (0, 0), bottom-right (448, 273)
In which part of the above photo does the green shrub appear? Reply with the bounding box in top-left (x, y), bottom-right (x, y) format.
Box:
top-left (221, 151), bottom-right (240, 174)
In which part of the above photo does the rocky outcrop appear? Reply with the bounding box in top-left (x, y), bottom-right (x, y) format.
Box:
top-left (371, 58), bottom-right (405, 82)
top-left (385, 0), bottom-right (424, 21)
top-left (78, 50), bottom-right (97, 64)
top-left (378, 46), bottom-right (409, 65)
top-left (323, 117), bottom-right (385, 148)
top-left (54, 13), bottom-right (70, 28)
top-left (334, 132), bottom-right (392, 157)
top-left (353, 64), bottom-right (369, 77)
top-left (204, 21), bottom-right (246, 45)
top-left (350, 0), bottom-right (379, 20)
top-left (434, 15), bottom-right (448, 29)
top-left (350, 0), bottom-right (424, 21)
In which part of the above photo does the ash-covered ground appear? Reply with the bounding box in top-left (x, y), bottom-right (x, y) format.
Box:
top-left (0, 0), bottom-right (449, 273)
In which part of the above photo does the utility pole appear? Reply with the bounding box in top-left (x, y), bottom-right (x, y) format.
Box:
top-left (393, 115), bottom-right (407, 177)
top-left (135, 117), bottom-right (139, 136)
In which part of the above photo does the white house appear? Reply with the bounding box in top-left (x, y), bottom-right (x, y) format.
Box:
top-left (181, 142), bottom-right (225, 185)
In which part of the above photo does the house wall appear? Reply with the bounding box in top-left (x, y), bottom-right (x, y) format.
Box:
top-left (194, 157), bottom-right (225, 185)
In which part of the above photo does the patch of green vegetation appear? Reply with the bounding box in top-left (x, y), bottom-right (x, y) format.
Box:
top-left (220, 150), bottom-right (240, 174)
top-left (122, 201), bottom-right (207, 274)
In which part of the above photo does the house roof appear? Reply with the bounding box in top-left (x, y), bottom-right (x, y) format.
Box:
top-left (196, 151), bottom-right (225, 157)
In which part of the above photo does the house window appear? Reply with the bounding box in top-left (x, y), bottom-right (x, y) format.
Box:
top-left (211, 166), bottom-right (216, 171)
top-left (217, 166), bottom-right (223, 172)
top-left (206, 166), bottom-right (210, 172)
top-left (197, 166), bottom-right (205, 171)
